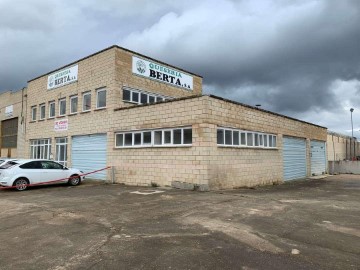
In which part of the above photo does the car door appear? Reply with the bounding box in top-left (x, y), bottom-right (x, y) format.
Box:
top-left (40, 161), bottom-right (67, 184)
top-left (18, 161), bottom-right (45, 184)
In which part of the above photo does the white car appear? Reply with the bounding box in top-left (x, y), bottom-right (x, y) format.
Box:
top-left (0, 159), bottom-right (85, 191)
top-left (0, 158), bottom-right (16, 167)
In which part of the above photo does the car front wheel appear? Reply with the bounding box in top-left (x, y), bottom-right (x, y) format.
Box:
top-left (68, 175), bottom-right (81, 186)
top-left (13, 178), bottom-right (29, 191)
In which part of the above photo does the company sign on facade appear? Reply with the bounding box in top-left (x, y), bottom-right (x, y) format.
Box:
top-left (54, 119), bottom-right (68, 131)
top-left (47, 65), bottom-right (78, 90)
top-left (132, 56), bottom-right (193, 91)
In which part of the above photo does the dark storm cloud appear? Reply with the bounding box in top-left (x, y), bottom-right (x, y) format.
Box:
top-left (0, 0), bottom-right (192, 91)
top-left (122, 0), bottom-right (360, 115)
top-left (1, 0), bottom-right (360, 133)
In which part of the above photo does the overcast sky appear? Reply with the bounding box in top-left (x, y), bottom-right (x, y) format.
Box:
top-left (1, 0), bottom-right (359, 135)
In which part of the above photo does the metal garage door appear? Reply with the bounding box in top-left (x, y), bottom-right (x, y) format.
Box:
top-left (71, 134), bottom-right (107, 180)
top-left (311, 141), bottom-right (326, 176)
top-left (283, 137), bottom-right (307, 181)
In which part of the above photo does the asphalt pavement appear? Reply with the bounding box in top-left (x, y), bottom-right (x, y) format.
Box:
top-left (0, 175), bottom-right (359, 269)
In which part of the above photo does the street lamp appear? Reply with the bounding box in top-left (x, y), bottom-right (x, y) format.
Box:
top-left (350, 108), bottom-right (354, 159)
top-left (350, 108), bottom-right (354, 137)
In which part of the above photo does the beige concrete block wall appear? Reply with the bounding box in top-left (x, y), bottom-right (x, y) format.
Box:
top-left (114, 48), bottom-right (202, 109)
top-left (205, 123), bottom-right (282, 189)
top-left (109, 96), bottom-right (211, 187)
top-left (202, 96), bottom-right (327, 189)
top-left (25, 46), bottom-right (203, 183)
top-left (109, 95), bottom-right (327, 189)
top-left (25, 48), bottom-right (117, 179)
top-left (206, 97), bottom-right (327, 140)
top-left (0, 89), bottom-right (27, 158)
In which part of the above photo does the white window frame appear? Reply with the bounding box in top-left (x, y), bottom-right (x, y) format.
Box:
top-left (162, 129), bottom-right (172, 145)
top-left (39, 104), bottom-right (45, 120)
top-left (233, 130), bottom-right (240, 146)
top-left (58, 98), bottom-right (66, 116)
top-left (96, 88), bottom-right (107, 109)
top-left (31, 106), bottom-right (37, 121)
top-left (83, 92), bottom-right (91, 112)
top-left (70, 95), bottom-right (78, 114)
top-left (30, 139), bottom-right (51, 159)
top-left (55, 137), bottom-right (68, 167)
top-left (122, 88), bottom-right (173, 105)
top-left (217, 127), bottom-right (277, 149)
top-left (115, 127), bottom-right (192, 148)
top-left (49, 101), bottom-right (55, 118)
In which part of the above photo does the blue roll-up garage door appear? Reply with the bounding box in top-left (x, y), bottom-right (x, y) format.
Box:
top-left (283, 136), bottom-right (307, 181)
top-left (71, 134), bottom-right (107, 180)
top-left (311, 141), bottom-right (326, 176)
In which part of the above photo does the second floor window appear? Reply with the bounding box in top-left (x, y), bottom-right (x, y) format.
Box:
top-left (96, 89), bottom-right (107, 109)
top-left (31, 106), bottom-right (37, 121)
top-left (122, 88), bottom-right (172, 105)
top-left (40, 104), bottom-right (45, 120)
top-left (49, 102), bottom-right (55, 118)
top-left (59, 99), bottom-right (66, 116)
top-left (70, 96), bottom-right (78, 114)
top-left (83, 92), bottom-right (91, 111)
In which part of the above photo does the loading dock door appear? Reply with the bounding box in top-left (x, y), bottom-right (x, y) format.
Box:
top-left (71, 134), bottom-right (107, 180)
top-left (283, 137), bottom-right (307, 181)
top-left (311, 141), bottom-right (326, 176)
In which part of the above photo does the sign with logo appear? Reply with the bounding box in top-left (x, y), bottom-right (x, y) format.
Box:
top-left (5, 105), bottom-right (13, 117)
top-left (47, 65), bottom-right (78, 90)
top-left (132, 56), bottom-right (193, 91)
top-left (54, 119), bottom-right (68, 131)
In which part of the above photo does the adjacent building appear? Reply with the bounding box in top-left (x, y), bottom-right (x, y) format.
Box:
top-left (0, 88), bottom-right (27, 158)
top-left (327, 131), bottom-right (360, 161)
top-left (1, 45), bottom-right (328, 189)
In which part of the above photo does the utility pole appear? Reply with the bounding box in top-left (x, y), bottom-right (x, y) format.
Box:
top-left (350, 108), bottom-right (354, 160)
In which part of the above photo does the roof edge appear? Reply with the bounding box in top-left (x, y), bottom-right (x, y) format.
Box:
top-left (114, 94), bottom-right (202, 112)
top-left (206, 94), bottom-right (327, 129)
top-left (114, 93), bottom-right (327, 129)
top-left (28, 45), bottom-right (202, 83)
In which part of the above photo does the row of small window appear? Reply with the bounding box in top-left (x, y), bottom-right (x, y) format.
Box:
top-left (30, 138), bottom-right (68, 166)
top-left (217, 128), bottom-right (277, 148)
top-left (115, 127), bottom-right (192, 148)
top-left (31, 89), bottom-right (106, 121)
top-left (123, 88), bottom-right (173, 105)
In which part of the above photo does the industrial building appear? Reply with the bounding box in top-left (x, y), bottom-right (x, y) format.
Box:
top-left (0, 45), bottom-right (328, 189)
top-left (327, 131), bottom-right (360, 161)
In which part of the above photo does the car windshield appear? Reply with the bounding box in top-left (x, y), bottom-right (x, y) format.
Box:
top-left (0, 161), bottom-right (18, 169)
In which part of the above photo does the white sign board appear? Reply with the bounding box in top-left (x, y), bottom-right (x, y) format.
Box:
top-left (54, 119), bottom-right (68, 131)
top-left (5, 105), bottom-right (13, 117)
top-left (47, 65), bottom-right (78, 90)
top-left (132, 56), bottom-right (193, 91)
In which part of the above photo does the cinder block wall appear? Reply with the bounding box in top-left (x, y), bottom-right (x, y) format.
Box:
top-left (25, 46), bottom-right (203, 182)
top-left (109, 96), bottom-right (327, 189)
top-left (202, 96), bottom-right (327, 189)
top-left (25, 47), bottom-right (117, 174)
top-left (109, 97), bottom-right (211, 187)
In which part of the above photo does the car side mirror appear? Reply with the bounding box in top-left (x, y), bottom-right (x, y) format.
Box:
top-left (62, 166), bottom-right (68, 170)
